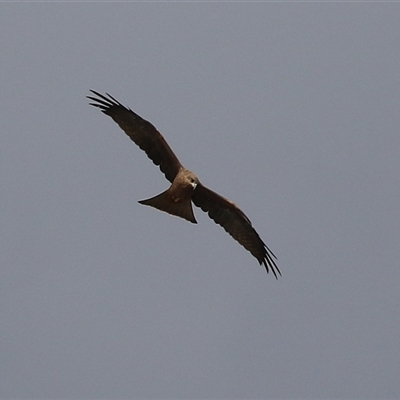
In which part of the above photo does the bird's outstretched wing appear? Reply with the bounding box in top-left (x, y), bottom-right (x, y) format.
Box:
top-left (87, 90), bottom-right (182, 183)
top-left (192, 183), bottom-right (280, 278)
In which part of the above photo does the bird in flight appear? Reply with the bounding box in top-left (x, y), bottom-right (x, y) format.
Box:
top-left (87, 91), bottom-right (280, 278)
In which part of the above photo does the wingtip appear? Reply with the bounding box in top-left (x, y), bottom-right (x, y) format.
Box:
top-left (87, 90), bottom-right (130, 114)
top-left (261, 255), bottom-right (281, 279)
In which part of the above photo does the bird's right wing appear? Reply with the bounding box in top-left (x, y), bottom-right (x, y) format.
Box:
top-left (192, 183), bottom-right (280, 278)
top-left (87, 90), bottom-right (182, 183)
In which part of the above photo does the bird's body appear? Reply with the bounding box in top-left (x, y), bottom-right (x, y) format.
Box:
top-left (88, 90), bottom-right (280, 278)
top-left (139, 167), bottom-right (198, 224)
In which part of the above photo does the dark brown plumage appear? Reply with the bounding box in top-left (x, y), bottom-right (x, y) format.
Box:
top-left (87, 90), bottom-right (280, 278)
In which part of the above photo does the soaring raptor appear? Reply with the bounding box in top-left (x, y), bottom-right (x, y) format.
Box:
top-left (88, 91), bottom-right (280, 278)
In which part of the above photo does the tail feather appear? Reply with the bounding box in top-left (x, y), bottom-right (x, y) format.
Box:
top-left (138, 190), bottom-right (197, 224)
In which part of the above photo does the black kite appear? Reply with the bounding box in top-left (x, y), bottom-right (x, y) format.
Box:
top-left (88, 91), bottom-right (280, 278)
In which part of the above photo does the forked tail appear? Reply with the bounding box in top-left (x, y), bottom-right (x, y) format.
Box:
top-left (138, 189), bottom-right (197, 224)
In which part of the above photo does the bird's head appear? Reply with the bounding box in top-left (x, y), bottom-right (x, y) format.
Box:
top-left (183, 170), bottom-right (199, 190)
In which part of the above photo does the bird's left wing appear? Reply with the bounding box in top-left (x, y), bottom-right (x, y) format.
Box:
top-left (87, 91), bottom-right (182, 183)
top-left (192, 183), bottom-right (280, 278)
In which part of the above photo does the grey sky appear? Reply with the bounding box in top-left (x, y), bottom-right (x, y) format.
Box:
top-left (1, 3), bottom-right (399, 398)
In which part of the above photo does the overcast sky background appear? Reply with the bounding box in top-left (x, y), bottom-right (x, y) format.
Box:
top-left (1, 3), bottom-right (399, 399)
